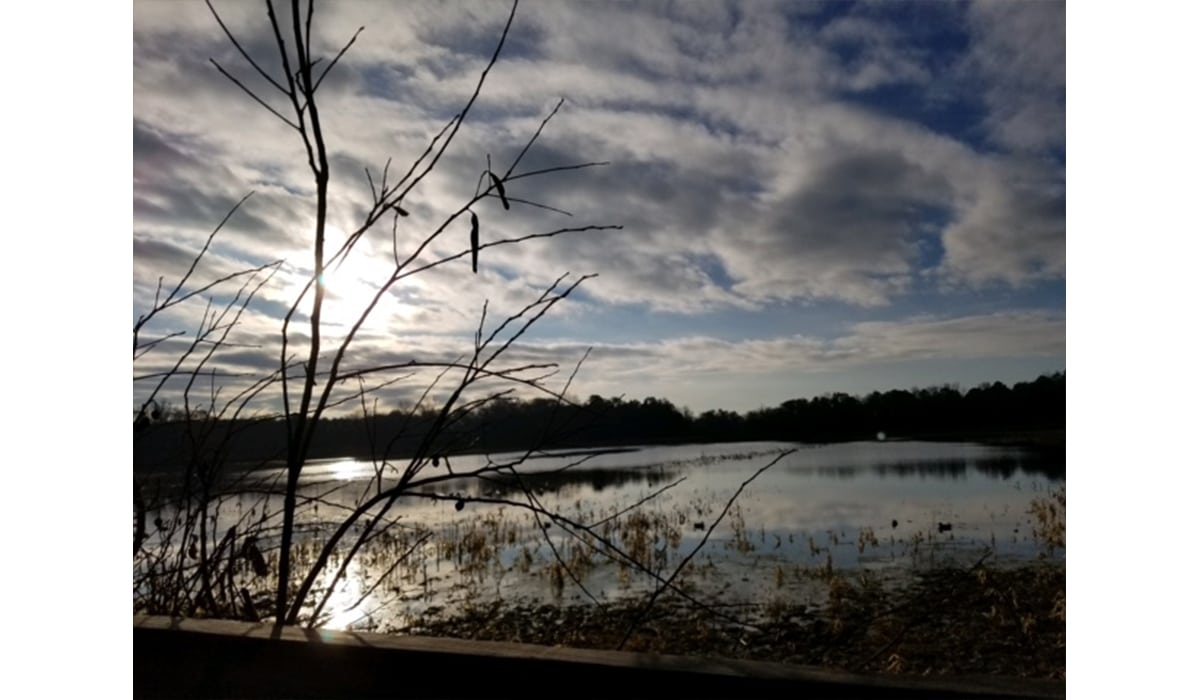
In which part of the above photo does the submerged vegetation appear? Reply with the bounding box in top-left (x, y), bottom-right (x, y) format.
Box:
top-left (396, 485), bottom-right (1067, 679)
top-left (402, 564), bottom-right (1065, 679)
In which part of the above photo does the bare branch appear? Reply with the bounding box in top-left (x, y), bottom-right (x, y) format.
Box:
top-left (205, 0), bottom-right (290, 95)
top-left (312, 26), bottom-right (364, 93)
top-left (618, 450), bottom-right (795, 649)
top-left (134, 331), bottom-right (187, 359)
top-left (395, 225), bottom-right (622, 282)
top-left (488, 194), bottom-right (573, 217)
top-left (387, 1), bottom-right (518, 203)
top-left (507, 161), bottom-right (611, 183)
top-left (505, 97), bottom-right (564, 177)
top-left (209, 59), bottom-right (301, 130)
top-left (364, 166), bottom-right (377, 203)
top-left (135, 192), bottom-right (256, 336)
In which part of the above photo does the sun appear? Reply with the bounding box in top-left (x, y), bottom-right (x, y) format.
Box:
top-left (320, 252), bottom-right (393, 328)
top-left (279, 236), bottom-right (402, 331)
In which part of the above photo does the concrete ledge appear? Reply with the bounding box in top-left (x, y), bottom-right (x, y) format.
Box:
top-left (134, 615), bottom-right (1064, 699)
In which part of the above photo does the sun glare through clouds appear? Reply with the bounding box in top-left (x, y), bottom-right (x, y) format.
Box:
top-left (276, 232), bottom-right (419, 333)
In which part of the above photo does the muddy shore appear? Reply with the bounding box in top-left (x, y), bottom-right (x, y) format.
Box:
top-left (394, 562), bottom-right (1065, 680)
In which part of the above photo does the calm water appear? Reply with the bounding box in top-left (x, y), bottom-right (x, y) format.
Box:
top-left (150, 440), bottom-right (1065, 631)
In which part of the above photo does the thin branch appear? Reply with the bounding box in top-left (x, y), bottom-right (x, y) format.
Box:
top-left (504, 97), bottom-right (564, 177)
top-left (617, 450), bottom-right (795, 649)
top-left (205, 0), bottom-right (290, 95)
top-left (209, 59), bottom-right (301, 130)
top-left (320, 374), bottom-right (412, 414)
top-left (590, 476), bottom-right (688, 529)
top-left (364, 167), bottom-right (377, 203)
top-left (411, 490), bottom-right (767, 634)
top-left (385, 1), bottom-right (518, 205)
top-left (394, 226), bottom-right (622, 282)
top-left (333, 531), bottom-right (431, 623)
top-left (507, 161), bottom-right (610, 183)
top-left (488, 194), bottom-right (573, 217)
top-left (135, 192), bottom-right (256, 335)
top-left (312, 26), bottom-right (364, 93)
top-left (134, 331), bottom-right (188, 358)
top-left (481, 276), bottom-right (591, 372)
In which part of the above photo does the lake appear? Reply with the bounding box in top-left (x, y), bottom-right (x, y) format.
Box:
top-left (142, 439), bottom-right (1065, 632)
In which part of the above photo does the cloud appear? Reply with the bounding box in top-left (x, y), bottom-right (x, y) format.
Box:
top-left (818, 13), bottom-right (934, 92)
top-left (963, 0), bottom-right (1065, 153)
top-left (939, 157), bottom-right (1065, 287)
top-left (133, 1), bottom-right (1065, 416)
top-left (832, 311), bottom-right (1065, 362)
top-left (719, 144), bottom-right (953, 306)
top-left (464, 309), bottom-right (1065, 395)
top-left (134, 1), bottom-right (1064, 314)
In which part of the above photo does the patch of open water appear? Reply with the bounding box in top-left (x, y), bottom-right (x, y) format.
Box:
top-left (142, 440), bottom-right (1064, 631)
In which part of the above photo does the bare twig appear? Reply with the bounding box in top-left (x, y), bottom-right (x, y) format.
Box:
top-left (618, 450), bottom-right (795, 649)
top-left (205, 0), bottom-right (290, 95)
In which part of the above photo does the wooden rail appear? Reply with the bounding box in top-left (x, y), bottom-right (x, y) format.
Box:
top-left (134, 615), bottom-right (1064, 699)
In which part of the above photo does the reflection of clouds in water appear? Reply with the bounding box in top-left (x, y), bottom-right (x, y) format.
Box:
top-left (157, 441), bottom-right (1062, 628)
top-left (478, 466), bottom-right (684, 497)
top-left (173, 442), bottom-right (1063, 549)
top-left (652, 445), bottom-right (1063, 569)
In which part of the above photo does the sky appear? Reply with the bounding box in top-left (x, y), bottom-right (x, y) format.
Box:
top-left (132, 0), bottom-right (1065, 415)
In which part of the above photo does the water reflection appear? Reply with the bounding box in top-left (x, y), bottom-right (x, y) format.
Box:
top-left (787, 449), bottom-right (1063, 482)
top-left (439, 466), bottom-right (684, 498)
top-left (869, 460), bottom-right (970, 479)
top-left (141, 440), bottom-right (1064, 631)
top-left (320, 558), bottom-right (372, 629)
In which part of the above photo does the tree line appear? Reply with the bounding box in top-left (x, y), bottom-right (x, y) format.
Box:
top-left (134, 372), bottom-right (1064, 474)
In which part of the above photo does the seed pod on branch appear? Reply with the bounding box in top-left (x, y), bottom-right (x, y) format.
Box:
top-left (489, 171), bottom-right (510, 210)
top-left (469, 211), bottom-right (480, 274)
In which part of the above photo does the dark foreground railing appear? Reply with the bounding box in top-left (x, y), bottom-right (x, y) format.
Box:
top-left (134, 615), bottom-right (1064, 699)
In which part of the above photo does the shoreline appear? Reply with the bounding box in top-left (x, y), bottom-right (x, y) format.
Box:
top-left (393, 560), bottom-right (1066, 680)
top-left (136, 432), bottom-right (1064, 478)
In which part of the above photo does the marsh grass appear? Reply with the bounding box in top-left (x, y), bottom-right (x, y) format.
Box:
top-left (362, 484), bottom-right (1066, 679)
top-left (136, 466), bottom-right (1065, 680)
top-left (399, 557), bottom-right (1064, 679)
top-left (1029, 485), bottom-right (1066, 557)
top-left (207, 500), bottom-right (880, 622)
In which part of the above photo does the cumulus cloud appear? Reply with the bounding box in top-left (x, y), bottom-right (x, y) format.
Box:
top-left (963, 0), bottom-right (1065, 154)
top-left (136, 301), bottom-right (1064, 416)
top-left (133, 0), bottom-right (1065, 415)
top-left (135, 1), bottom-right (1064, 308)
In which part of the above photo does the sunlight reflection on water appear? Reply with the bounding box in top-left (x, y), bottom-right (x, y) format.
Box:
top-left (322, 558), bottom-right (369, 629)
top-left (179, 440), bottom-right (1063, 631)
